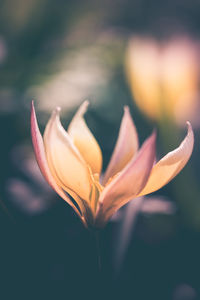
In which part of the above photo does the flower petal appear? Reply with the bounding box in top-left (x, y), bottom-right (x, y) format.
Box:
top-left (139, 122), bottom-right (194, 196)
top-left (68, 101), bottom-right (102, 174)
top-left (95, 132), bottom-right (156, 227)
top-left (31, 101), bottom-right (82, 220)
top-left (126, 38), bottom-right (162, 120)
top-left (43, 105), bottom-right (92, 202)
top-left (103, 106), bottom-right (139, 185)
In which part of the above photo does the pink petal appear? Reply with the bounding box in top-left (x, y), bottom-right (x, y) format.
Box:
top-left (31, 101), bottom-right (83, 221)
top-left (139, 122), bottom-right (194, 196)
top-left (103, 106), bottom-right (139, 185)
top-left (95, 132), bottom-right (156, 227)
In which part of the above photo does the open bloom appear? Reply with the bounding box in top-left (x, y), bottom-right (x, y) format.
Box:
top-left (31, 101), bottom-right (194, 228)
top-left (126, 36), bottom-right (200, 125)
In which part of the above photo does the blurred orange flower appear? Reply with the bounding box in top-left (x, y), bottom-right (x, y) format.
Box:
top-left (31, 101), bottom-right (194, 228)
top-left (126, 36), bottom-right (200, 125)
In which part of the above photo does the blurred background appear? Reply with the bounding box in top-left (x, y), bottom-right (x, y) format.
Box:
top-left (1, 0), bottom-right (200, 299)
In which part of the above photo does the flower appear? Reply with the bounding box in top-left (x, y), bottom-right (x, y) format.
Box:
top-left (126, 36), bottom-right (200, 125)
top-left (31, 101), bottom-right (194, 228)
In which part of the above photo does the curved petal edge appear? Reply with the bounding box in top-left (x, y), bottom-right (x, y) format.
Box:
top-left (103, 106), bottom-right (139, 185)
top-left (30, 101), bottom-right (83, 221)
top-left (139, 121), bottom-right (194, 196)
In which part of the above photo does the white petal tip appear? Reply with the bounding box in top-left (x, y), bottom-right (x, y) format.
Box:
top-left (83, 100), bottom-right (90, 106)
top-left (56, 106), bottom-right (61, 112)
top-left (51, 107), bottom-right (61, 118)
top-left (81, 100), bottom-right (89, 113)
top-left (186, 121), bottom-right (192, 129)
top-left (185, 122), bottom-right (193, 141)
top-left (124, 106), bottom-right (130, 113)
top-left (74, 101), bottom-right (90, 119)
top-left (31, 100), bottom-right (35, 112)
